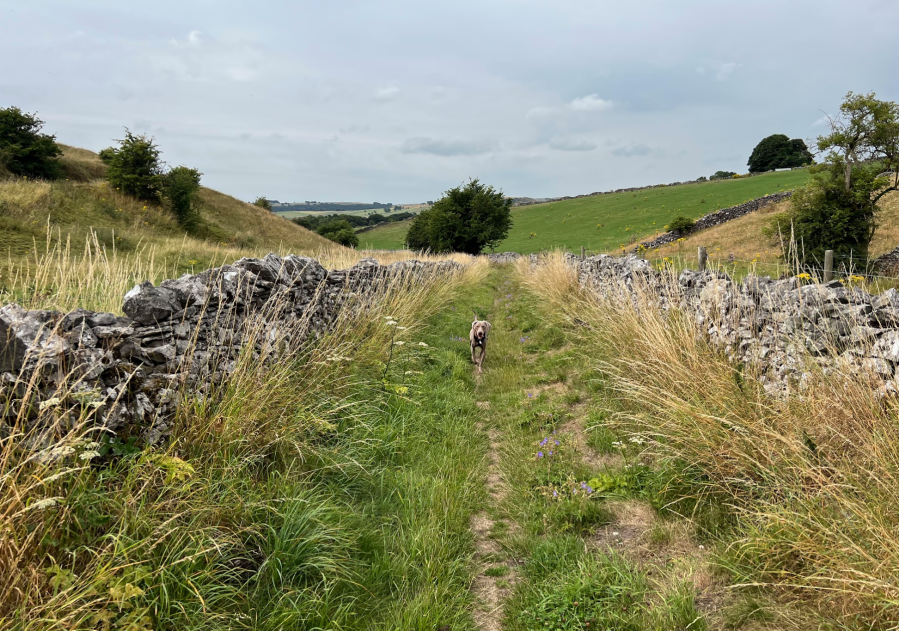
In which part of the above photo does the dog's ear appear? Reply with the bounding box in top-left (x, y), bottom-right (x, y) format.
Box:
top-left (485, 322), bottom-right (492, 332)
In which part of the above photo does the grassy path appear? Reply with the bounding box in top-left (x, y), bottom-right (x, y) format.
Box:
top-left (457, 264), bottom-right (749, 630)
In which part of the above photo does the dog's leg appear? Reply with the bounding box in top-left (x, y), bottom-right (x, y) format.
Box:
top-left (478, 343), bottom-right (487, 372)
top-left (471, 343), bottom-right (477, 364)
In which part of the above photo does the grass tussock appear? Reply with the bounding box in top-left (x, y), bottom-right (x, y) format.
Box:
top-left (521, 252), bottom-right (899, 626)
top-left (1, 253), bottom-right (490, 630)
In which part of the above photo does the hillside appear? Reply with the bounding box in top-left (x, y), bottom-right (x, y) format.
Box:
top-left (0, 146), bottom-right (335, 270)
top-left (360, 170), bottom-right (810, 253)
top-left (645, 190), bottom-right (899, 278)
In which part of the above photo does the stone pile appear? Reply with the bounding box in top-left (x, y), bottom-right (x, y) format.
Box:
top-left (1, 254), bottom-right (461, 444)
top-left (487, 253), bottom-right (522, 264)
top-left (576, 254), bottom-right (899, 395)
top-left (634, 191), bottom-right (793, 251)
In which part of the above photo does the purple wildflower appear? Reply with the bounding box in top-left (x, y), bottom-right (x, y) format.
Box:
top-left (537, 451), bottom-right (544, 458)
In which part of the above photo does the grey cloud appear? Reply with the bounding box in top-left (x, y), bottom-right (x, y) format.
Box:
top-left (549, 137), bottom-right (597, 151)
top-left (401, 137), bottom-right (493, 156)
top-left (2, 0), bottom-right (897, 201)
top-left (611, 144), bottom-right (652, 157)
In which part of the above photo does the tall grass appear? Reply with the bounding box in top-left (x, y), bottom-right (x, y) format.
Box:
top-left (521, 252), bottom-right (899, 626)
top-left (0, 228), bottom-right (475, 313)
top-left (1, 244), bottom-right (488, 629)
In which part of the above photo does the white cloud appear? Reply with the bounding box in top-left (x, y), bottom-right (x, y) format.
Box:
top-left (569, 94), bottom-right (613, 111)
top-left (526, 106), bottom-right (555, 120)
top-left (187, 30), bottom-right (202, 46)
top-left (375, 86), bottom-right (401, 102)
top-left (715, 62), bottom-right (738, 81)
top-left (549, 137), bottom-right (597, 151)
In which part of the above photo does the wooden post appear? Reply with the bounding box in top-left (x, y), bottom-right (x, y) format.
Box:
top-left (824, 249), bottom-right (834, 282)
top-left (580, 246), bottom-right (585, 260)
top-left (698, 246), bottom-right (708, 271)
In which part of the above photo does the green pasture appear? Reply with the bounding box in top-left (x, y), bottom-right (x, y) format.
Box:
top-left (359, 170), bottom-right (810, 253)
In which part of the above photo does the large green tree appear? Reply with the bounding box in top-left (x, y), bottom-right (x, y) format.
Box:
top-left (0, 106), bottom-right (62, 179)
top-left (747, 134), bottom-right (813, 173)
top-left (770, 92), bottom-right (899, 265)
top-left (405, 179), bottom-right (513, 254)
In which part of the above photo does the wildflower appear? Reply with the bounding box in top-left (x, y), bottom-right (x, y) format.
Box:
top-left (612, 441), bottom-right (623, 447)
top-left (537, 451), bottom-right (544, 458)
top-left (396, 326), bottom-right (408, 330)
top-left (418, 342), bottom-right (428, 347)
top-left (548, 450), bottom-right (553, 456)
top-left (393, 341), bottom-right (405, 346)
top-left (553, 490), bottom-right (558, 498)
top-left (612, 531), bottom-right (620, 537)
top-left (385, 320), bottom-right (398, 326)
top-left (527, 393), bottom-right (533, 398)
top-left (79, 451), bottom-right (101, 460)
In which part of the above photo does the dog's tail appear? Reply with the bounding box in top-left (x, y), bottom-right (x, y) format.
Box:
top-left (471, 309), bottom-right (479, 322)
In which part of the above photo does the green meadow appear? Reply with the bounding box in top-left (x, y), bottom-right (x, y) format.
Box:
top-left (360, 169), bottom-right (810, 253)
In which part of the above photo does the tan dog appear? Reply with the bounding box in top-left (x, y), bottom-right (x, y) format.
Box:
top-left (470, 310), bottom-right (492, 373)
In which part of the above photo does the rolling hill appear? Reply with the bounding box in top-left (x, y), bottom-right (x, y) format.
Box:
top-left (360, 169), bottom-right (811, 253)
top-left (0, 145), bottom-right (336, 270)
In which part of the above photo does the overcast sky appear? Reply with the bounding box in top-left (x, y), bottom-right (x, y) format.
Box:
top-left (2, 0), bottom-right (897, 203)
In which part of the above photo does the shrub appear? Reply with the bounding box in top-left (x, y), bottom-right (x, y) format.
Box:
top-left (253, 196), bottom-right (272, 211)
top-left (317, 219), bottom-right (359, 248)
top-left (106, 130), bottom-right (163, 202)
top-left (667, 216), bottom-right (695, 234)
top-left (0, 106), bottom-right (62, 179)
top-left (709, 170), bottom-right (736, 180)
top-left (405, 179), bottom-right (512, 254)
top-left (98, 147), bottom-right (116, 164)
top-left (162, 166), bottom-right (202, 228)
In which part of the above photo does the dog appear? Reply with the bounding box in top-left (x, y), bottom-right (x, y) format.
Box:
top-left (470, 310), bottom-right (492, 373)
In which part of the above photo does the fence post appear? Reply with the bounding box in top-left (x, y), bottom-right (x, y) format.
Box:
top-left (581, 246), bottom-right (585, 260)
top-left (698, 246), bottom-right (708, 271)
top-left (824, 249), bottom-right (834, 282)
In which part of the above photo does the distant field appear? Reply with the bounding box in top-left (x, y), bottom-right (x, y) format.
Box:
top-left (275, 203), bottom-right (427, 219)
top-left (276, 208), bottom-right (385, 219)
top-left (360, 170), bottom-right (810, 253)
top-left (359, 220), bottom-right (412, 249)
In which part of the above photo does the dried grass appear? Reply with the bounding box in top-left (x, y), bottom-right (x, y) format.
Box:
top-left (521, 252), bottom-right (899, 625)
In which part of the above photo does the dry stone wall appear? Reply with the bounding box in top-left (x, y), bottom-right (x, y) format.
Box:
top-left (634, 191), bottom-right (793, 251)
top-left (575, 254), bottom-right (899, 396)
top-left (1, 254), bottom-right (461, 445)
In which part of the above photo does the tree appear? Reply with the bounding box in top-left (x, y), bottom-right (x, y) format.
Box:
top-left (747, 134), bottom-right (813, 173)
top-left (162, 166), bottom-right (202, 228)
top-left (107, 130), bottom-right (163, 202)
top-left (710, 170), bottom-right (737, 180)
top-left (253, 197), bottom-right (273, 211)
top-left (405, 179), bottom-right (513, 254)
top-left (769, 92), bottom-right (899, 265)
top-left (0, 106), bottom-right (62, 179)
top-left (317, 219), bottom-right (359, 248)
